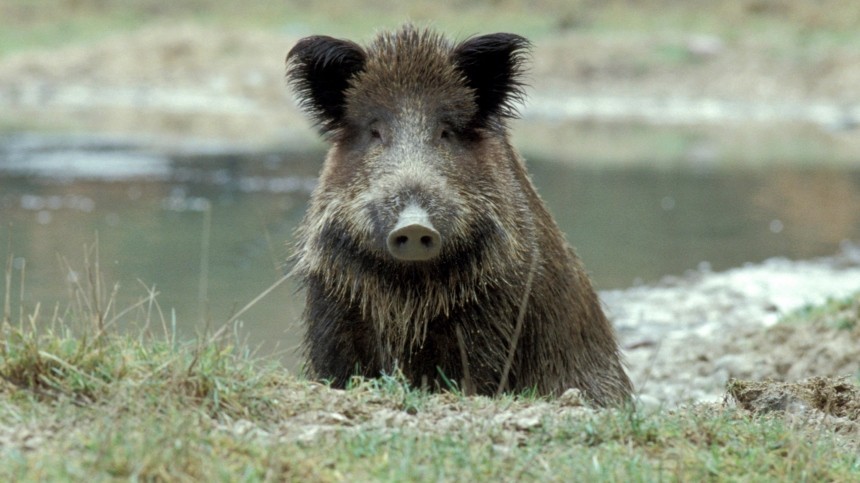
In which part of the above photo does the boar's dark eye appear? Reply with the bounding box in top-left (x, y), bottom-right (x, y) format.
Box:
top-left (367, 120), bottom-right (386, 143)
top-left (437, 124), bottom-right (454, 142)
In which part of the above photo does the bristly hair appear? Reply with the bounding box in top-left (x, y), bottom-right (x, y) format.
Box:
top-left (452, 32), bottom-right (531, 129)
top-left (286, 27), bottom-right (531, 136)
top-left (286, 36), bottom-right (366, 136)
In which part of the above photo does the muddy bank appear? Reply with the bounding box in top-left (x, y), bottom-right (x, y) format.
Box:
top-left (608, 241), bottom-right (860, 407)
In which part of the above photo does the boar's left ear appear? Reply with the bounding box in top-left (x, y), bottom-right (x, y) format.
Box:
top-left (287, 36), bottom-right (367, 135)
top-left (452, 33), bottom-right (530, 128)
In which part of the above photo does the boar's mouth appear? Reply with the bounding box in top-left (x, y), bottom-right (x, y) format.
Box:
top-left (316, 215), bottom-right (504, 283)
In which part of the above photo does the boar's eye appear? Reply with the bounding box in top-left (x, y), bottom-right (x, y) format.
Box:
top-left (437, 123), bottom-right (454, 142)
top-left (367, 120), bottom-right (383, 141)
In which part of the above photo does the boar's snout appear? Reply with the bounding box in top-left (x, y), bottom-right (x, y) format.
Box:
top-left (386, 204), bottom-right (442, 261)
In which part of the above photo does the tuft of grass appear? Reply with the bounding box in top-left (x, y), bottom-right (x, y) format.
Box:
top-left (782, 292), bottom-right (860, 331)
top-left (1, 242), bottom-right (290, 418)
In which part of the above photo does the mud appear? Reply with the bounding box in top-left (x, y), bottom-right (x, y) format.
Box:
top-left (728, 377), bottom-right (860, 448)
top-left (608, 241), bottom-right (860, 407)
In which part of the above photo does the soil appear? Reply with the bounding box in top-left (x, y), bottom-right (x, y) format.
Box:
top-left (1, 24), bottom-right (859, 423)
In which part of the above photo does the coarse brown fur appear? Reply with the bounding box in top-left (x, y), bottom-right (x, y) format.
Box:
top-left (286, 25), bottom-right (632, 406)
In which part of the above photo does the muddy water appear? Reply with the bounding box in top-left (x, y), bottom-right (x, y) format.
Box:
top-left (2, 134), bottom-right (859, 369)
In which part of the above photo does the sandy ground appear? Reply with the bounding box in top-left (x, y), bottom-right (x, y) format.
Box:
top-left (1, 24), bottom-right (859, 410)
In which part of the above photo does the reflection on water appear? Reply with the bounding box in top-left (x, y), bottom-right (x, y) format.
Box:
top-left (1, 135), bottom-right (859, 369)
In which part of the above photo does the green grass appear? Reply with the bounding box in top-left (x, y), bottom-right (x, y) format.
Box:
top-left (783, 292), bottom-right (860, 331)
top-left (2, 250), bottom-right (860, 480)
top-left (2, 339), bottom-right (858, 481)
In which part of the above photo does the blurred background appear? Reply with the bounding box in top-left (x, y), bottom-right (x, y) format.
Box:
top-left (1, 0), bottom-right (859, 364)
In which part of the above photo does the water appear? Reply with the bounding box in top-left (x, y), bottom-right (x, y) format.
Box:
top-left (529, 163), bottom-right (860, 288)
top-left (2, 135), bottom-right (859, 368)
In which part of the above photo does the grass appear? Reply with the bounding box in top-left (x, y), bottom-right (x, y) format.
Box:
top-left (2, 247), bottom-right (860, 480)
top-left (782, 292), bottom-right (860, 331)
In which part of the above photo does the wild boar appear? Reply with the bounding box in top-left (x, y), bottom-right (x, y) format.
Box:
top-left (286, 25), bottom-right (632, 406)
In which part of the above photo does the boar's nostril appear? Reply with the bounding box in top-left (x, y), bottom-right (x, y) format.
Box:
top-left (386, 205), bottom-right (442, 261)
top-left (387, 225), bottom-right (441, 261)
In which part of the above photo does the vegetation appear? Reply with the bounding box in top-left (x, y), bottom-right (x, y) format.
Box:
top-left (783, 292), bottom-right (860, 331)
top-left (1, 251), bottom-right (859, 481)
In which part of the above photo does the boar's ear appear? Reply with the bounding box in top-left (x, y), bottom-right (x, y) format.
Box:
top-left (286, 36), bottom-right (366, 134)
top-left (452, 33), bottom-right (530, 128)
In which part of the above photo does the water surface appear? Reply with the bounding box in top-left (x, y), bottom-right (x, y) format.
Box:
top-left (2, 135), bottom-right (858, 368)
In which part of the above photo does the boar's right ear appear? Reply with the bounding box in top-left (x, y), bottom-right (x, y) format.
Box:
top-left (286, 36), bottom-right (366, 135)
top-left (453, 33), bottom-right (530, 129)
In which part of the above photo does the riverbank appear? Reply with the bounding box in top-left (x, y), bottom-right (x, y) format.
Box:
top-left (613, 241), bottom-right (860, 407)
top-left (2, 246), bottom-right (859, 479)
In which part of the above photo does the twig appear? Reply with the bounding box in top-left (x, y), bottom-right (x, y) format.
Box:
top-left (455, 324), bottom-right (473, 396)
top-left (198, 201), bottom-right (212, 325)
top-left (496, 245), bottom-right (539, 396)
top-left (207, 270), bottom-right (294, 345)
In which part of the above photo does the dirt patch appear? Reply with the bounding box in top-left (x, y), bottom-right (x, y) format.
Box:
top-left (0, 24), bottom-right (306, 144)
top-left (532, 30), bottom-right (860, 104)
top-left (728, 376), bottom-right (860, 447)
top-left (729, 377), bottom-right (860, 420)
top-left (245, 383), bottom-right (595, 446)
